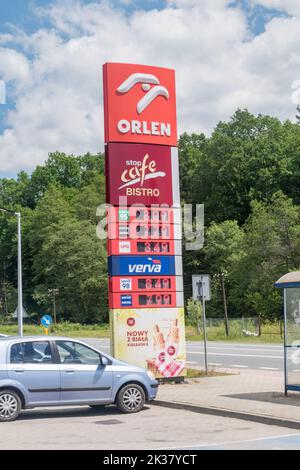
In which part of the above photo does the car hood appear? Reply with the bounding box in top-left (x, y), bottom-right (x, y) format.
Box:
top-left (109, 356), bottom-right (147, 373)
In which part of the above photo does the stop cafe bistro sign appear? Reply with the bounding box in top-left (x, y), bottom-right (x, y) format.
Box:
top-left (103, 63), bottom-right (178, 146)
top-left (105, 143), bottom-right (180, 206)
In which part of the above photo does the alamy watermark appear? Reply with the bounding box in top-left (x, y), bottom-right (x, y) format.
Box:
top-left (96, 200), bottom-right (205, 251)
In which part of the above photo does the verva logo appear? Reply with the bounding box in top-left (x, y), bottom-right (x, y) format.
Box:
top-left (129, 258), bottom-right (162, 274)
top-left (106, 143), bottom-right (178, 206)
top-left (103, 63), bottom-right (177, 146)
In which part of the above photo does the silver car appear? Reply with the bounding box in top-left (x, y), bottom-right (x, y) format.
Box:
top-left (0, 336), bottom-right (159, 421)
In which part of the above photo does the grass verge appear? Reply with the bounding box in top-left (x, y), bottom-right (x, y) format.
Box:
top-left (186, 368), bottom-right (229, 379)
top-left (0, 322), bottom-right (283, 343)
top-left (0, 322), bottom-right (110, 338)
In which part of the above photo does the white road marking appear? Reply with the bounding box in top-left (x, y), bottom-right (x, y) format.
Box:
top-left (208, 363), bottom-right (222, 366)
top-left (188, 345), bottom-right (282, 352)
top-left (259, 367), bottom-right (279, 370)
top-left (159, 433), bottom-right (300, 450)
top-left (187, 351), bottom-right (282, 359)
top-left (231, 365), bottom-right (248, 368)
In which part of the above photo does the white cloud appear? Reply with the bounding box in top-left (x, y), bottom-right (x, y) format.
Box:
top-left (0, 0), bottom-right (299, 174)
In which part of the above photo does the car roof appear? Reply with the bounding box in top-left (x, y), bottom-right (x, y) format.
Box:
top-left (0, 335), bottom-right (76, 343)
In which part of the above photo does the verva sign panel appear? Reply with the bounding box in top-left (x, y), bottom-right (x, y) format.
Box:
top-left (103, 63), bottom-right (177, 145)
top-left (106, 143), bottom-right (179, 206)
top-left (108, 255), bottom-right (183, 276)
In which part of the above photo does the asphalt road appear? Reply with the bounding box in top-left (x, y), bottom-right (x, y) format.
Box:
top-left (82, 338), bottom-right (285, 372)
top-left (0, 403), bottom-right (298, 450)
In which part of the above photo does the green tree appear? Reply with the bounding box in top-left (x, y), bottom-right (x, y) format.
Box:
top-left (33, 219), bottom-right (107, 322)
top-left (178, 132), bottom-right (207, 204)
top-left (186, 298), bottom-right (202, 334)
top-left (232, 192), bottom-right (300, 321)
top-left (192, 110), bottom-right (294, 224)
top-left (204, 220), bottom-right (244, 334)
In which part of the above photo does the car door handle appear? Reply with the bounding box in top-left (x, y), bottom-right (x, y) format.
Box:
top-left (14, 369), bottom-right (25, 373)
top-left (65, 369), bottom-right (75, 373)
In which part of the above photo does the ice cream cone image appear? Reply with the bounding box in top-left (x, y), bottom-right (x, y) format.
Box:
top-left (166, 319), bottom-right (179, 361)
top-left (153, 325), bottom-right (165, 363)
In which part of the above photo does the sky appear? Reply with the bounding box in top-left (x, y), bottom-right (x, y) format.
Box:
top-left (0, 0), bottom-right (299, 178)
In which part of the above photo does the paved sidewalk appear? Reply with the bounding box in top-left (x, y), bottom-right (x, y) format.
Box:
top-left (155, 369), bottom-right (300, 427)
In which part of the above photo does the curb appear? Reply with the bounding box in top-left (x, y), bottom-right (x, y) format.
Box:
top-left (153, 400), bottom-right (300, 430)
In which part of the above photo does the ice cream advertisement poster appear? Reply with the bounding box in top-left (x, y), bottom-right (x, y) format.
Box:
top-left (110, 308), bottom-right (186, 378)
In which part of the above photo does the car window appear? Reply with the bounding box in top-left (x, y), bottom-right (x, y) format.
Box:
top-left (56, 341), bottom-right (101, 365)
top-left (10, 341), bottom-right (54, 364)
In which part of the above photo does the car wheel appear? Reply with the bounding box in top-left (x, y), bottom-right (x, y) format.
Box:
top-left (116, 384), bottom-right (145, 414)
top-left (0, 390), bottom-right (21, 422)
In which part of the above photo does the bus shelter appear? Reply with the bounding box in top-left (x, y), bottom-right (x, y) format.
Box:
top-left (275, 272), bottom-right (300, 395)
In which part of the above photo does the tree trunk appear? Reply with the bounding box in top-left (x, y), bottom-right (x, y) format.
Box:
top-left (258, 315), bottom-right (262, 337)
top-left (220, 272), bottom-right (229, 337)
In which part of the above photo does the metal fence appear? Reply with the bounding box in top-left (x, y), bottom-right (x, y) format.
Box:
top-left (189, 317), bottom-right (284, 339)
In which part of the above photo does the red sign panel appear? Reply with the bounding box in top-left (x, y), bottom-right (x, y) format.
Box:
top-left (109, 291), bottom-right (184, 309)
top-left (106, 143), bottom-right (178, 206)
top-left (108, 239), bottom-right (182, 256)
top-left (103, 63), bottom-right (177, 146)
top-left (109, 276), bottom-right (183, 293)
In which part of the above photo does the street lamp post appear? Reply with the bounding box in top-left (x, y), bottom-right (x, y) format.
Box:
top-left (48, 288), bottom-right (59, 324)
top-left (16, 212), bottom-right (23, 336)
top-left (0, 207), bottom-right (23, 336)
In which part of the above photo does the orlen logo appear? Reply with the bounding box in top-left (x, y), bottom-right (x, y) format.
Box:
top-left (103, 63), bottom-right (177, 146)
top-left (128, 258), bottom-right (162, 274)
top-left (117, 73), bottom-right (169, 115)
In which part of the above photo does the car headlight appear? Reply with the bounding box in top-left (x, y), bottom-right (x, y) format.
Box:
top-left (146, 370), bottom-right (156, 381)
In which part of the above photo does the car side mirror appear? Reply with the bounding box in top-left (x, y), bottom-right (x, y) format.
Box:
top-left (101, 355), bottom-right (109, 366)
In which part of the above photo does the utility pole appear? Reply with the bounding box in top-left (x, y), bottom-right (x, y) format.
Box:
top-left (220, 272), bottom-right (229, 337)
top-left (192, 275), bottom-right (211, 376)
top-left (199, 280), bottom-right (208, 375)
top-left (16, 212), bottom-right (23, 336)
top-left (48, 288), bottom-right (59, 324)
top-left (0, 207), bottom-right (23, 336)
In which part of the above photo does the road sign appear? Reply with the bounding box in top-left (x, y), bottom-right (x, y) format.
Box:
top-left (41, 315), bottom-right (53, 327)
top-left (192, 275), bottom-right (211, 301)
top-left (12, 306), bottom-right (28, 319)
